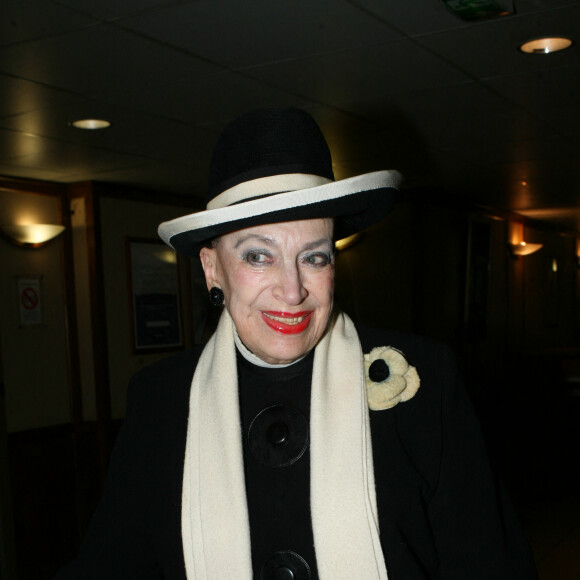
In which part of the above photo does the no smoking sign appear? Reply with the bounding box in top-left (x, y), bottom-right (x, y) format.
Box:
top-left (18, 277), bottom-right (42, 326)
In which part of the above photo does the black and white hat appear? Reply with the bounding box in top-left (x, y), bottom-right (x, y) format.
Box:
top-left (158, 108), bottom-right (401, 256)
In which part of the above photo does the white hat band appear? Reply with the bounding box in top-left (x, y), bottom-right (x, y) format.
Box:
top-left (207, 173), bottom-right (333, 210)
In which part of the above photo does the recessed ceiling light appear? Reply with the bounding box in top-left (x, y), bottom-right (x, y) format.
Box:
top-left (519, 37), bottom-right (573, 54)
top-left (71, 118), bottom-right (111, 130)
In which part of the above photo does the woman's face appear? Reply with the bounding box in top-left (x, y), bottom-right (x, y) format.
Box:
top-left (200, 218), bottom-right (335, 365)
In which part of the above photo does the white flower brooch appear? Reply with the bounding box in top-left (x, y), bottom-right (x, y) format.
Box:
top-left (364, 346), bottom-right (421, 411)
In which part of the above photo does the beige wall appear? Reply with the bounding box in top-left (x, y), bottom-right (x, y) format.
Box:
top-left (0, 190), bottom-right (70, 432)
top-left (99, 195), bottom-right (198, 419)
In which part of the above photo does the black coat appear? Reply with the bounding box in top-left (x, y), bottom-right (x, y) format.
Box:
top-left (56, 325), bottom-right (537, 579)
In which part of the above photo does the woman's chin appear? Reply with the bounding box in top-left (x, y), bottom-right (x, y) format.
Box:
top-left (252, 335), bottom-right (313, 365)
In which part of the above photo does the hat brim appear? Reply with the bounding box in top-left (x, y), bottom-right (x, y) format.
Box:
top-left (158, 170), bottom-right (401, 257)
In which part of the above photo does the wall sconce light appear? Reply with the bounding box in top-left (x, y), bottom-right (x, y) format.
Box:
top-left (154, 249), bottom-right (177, 264)
top-left (510, 241), bottom-right (543, 257)
top-left (335, 232), bottom-right (363, 251)
top-left (576, 238), bottom-right (580, 269)
top-left (70, 118), bottom-right (111, 130)
top-left (508, 222), bottom-right (542, 258)
top-left (0, 224), bottom-right (65, 248)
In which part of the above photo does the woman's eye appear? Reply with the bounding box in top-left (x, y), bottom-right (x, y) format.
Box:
top-left (303, 253), bottom-right (331, 267)
top-left (244, 251), bottom-right (270, 265)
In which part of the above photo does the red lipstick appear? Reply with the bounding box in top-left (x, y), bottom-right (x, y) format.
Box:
top-left (261, 311), bottom-right (313, 334)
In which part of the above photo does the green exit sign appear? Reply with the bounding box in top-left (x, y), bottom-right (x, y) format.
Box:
top-left (441, 0), bottom-right (514, 21)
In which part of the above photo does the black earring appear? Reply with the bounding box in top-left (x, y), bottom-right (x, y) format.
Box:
top-left (209, 286), bottom-right (224, 307)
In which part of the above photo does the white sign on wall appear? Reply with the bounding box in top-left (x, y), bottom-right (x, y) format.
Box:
top-left (17, 277), bottom-right (42, 326)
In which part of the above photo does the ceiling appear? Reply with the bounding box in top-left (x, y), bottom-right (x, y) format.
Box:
top-left (1, 0), bottom-right (579, 231)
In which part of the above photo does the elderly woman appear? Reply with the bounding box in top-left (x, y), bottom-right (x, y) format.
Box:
top-left (56, 108), bottom-right (536, 579)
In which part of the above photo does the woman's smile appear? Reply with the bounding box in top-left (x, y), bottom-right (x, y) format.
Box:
top-left (261, 310), bottom-right (313, 334)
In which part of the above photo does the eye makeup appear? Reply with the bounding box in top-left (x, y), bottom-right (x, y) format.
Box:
top-left (234, 231), bottom-right (334, 269)
top-left (242, 249), bottom-right (273, 265)
top-left (301, 251), bottom-right (333, 267)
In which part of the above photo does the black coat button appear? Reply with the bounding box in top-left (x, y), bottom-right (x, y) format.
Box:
top-left (260, 550), bottom-right (311, 580)
top-left (248, 405), bottom-right (308, 468)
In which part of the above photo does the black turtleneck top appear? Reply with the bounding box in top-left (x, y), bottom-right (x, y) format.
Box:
top-left (237, 348), bottom-right (319, 580)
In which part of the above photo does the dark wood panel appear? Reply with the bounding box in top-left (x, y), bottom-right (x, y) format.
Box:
top-left (8, 421), bottom-right (121, 579)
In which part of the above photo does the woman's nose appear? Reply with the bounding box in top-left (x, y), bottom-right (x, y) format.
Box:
top-left (274, 263), bottom-right (308, 305)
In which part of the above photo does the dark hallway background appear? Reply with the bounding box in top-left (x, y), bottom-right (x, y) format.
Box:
top-left (1, 179), bottom-right (578, 579)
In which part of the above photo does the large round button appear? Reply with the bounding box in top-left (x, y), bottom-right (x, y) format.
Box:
top-left (260, 550), bottom-right (311, 580)
top-left (248, 405), bottom-right (308, 468)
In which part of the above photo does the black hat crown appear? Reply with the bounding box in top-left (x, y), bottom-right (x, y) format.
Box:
top-left (208, 108), bottom-right (335, 203)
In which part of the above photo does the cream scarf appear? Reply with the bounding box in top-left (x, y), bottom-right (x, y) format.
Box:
top-left (181, 309), bottom-right (388, 579)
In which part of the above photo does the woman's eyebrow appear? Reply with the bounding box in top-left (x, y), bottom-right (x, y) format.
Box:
top-left (233, 235), bottom-right (332, 251)
top-left (302, 238), bottom-right (333, 252)
top-left (234, 234), bottom-right (277, 249)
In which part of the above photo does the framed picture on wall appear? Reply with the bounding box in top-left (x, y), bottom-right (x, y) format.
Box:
top-left (127, 238), bottom-right (183, 352)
